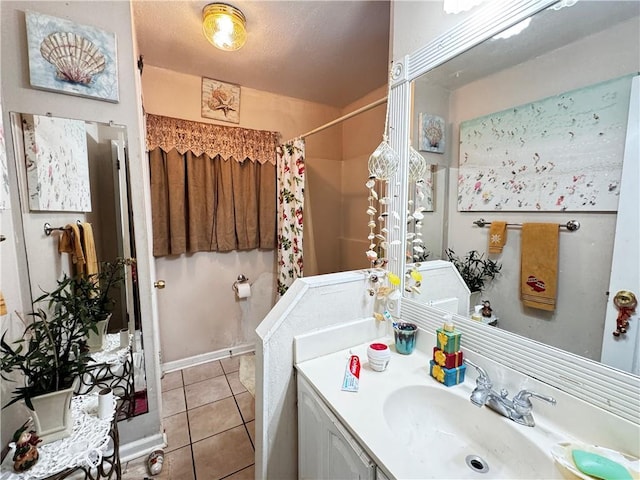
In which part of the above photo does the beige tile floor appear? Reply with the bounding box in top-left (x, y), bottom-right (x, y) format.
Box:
top-left (122, 354), bottom-right (255, 480)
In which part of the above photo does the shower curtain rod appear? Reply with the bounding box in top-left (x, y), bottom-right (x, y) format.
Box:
top-left (298, 96), bottom-right (387, 139)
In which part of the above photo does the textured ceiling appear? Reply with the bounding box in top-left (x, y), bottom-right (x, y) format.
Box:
top-left (132, 0), bottom-right (391, 108)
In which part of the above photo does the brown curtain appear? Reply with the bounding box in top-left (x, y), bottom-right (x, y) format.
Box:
top-left (147, 114), bottom-right (278, 256)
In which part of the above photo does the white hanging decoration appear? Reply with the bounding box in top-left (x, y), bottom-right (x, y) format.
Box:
top-left (368, 142), bottom-right (399, 180)
top-left (365, 175), bottom-right (388, 268)
top-left (408, 146), bottom-right (427, 181)
top-left (407, 149), bottom-right (430, 263)
top-left (368, 68), bottom-right (400, 181)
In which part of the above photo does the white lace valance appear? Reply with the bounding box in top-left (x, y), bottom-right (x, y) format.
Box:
top-left (145, 113), bottom-right (280, 165)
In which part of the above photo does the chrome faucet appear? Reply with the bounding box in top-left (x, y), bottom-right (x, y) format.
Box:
top-left (464, 358), bottom-right (556, 427)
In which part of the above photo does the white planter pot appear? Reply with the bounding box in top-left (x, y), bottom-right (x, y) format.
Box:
top-left (86, 315), bottom-right (111, 353)
top-left (469, 291), bottom-right (482, 314)
top-left (29, 381), bottom-right (76, 444)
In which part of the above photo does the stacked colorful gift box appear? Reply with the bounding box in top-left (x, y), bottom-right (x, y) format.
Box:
top-left (429, 318), bottom-right (466, 387)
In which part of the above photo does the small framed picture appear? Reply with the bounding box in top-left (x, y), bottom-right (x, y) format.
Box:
top-left (25, 11), bottom-right (119, 103)
top-left (202, 77), bottom-right (240, 123)
top-left (419, 113), bottom-right (445, 154)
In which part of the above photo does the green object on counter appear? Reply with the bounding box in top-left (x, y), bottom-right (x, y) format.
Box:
top-left (572, 450), bottom-right (632, 480)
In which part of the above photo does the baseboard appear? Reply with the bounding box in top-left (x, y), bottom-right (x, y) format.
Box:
top-left (162, 343), bottom-right (256, 374)
top-left (119, 432), bottom-right (166, 463)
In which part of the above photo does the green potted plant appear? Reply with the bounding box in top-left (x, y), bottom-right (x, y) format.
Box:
top-left (445, 248), bottom-right (502, 294)
top-left (0, 283), bottom-right (94, 444)
top-left (77, 259), bottom-right (127, 352)
top-left (0, 259), bottom-right (127, 443)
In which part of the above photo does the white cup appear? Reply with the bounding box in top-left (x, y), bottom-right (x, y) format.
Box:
top-left (367, 343), bottom-right (391, 372)
top-left (119, 328), bottom-right (130, 348)
top-left (98, 388), bottom-right (113, 420)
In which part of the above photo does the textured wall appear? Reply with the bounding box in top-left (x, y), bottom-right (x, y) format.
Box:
top-left (142, 65), bottom-right (343, 364)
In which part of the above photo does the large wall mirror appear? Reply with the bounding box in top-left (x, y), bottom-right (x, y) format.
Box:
top-left (397, 0), bottom-right (639, 375)
top-left (8, 112), bottom-right (148, 418)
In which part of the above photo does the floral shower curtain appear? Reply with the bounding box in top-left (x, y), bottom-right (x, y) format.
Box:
top-left (276, 138), bottom-right (305, 296)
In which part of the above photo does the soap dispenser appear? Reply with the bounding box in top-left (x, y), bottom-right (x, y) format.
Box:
top-left (471, 305), bottom-right (483, 321)
top-left (431, 313), bottom-right (466, 386)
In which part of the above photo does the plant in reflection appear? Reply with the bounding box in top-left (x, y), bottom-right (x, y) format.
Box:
top-left (445, 248), bottom-right (502, 293)
top-left (82, 258), bottom-right (128, 322)
top-left (46, 258), bottom-right (127, 328)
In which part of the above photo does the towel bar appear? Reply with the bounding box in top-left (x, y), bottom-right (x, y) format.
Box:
top-left (473, 219), bottom-right (580, 231)
top-left (44, 220), bottom-right (84, 236)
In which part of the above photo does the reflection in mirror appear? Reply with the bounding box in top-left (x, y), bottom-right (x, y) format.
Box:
top-left (409, 81), bottom-right (451, 262)
top-left (8, 112), bottom-right (148, 418)
top-left (405, 1), bottom-right (640, 374)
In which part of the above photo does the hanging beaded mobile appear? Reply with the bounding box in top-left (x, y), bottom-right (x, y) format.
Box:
top-left (365, 67), bottom-right (399, 271)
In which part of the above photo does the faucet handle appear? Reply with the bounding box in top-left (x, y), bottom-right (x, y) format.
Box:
top-left (463, 358), bottom-right (492, 388)
top-left (513, 390), bottom-right (557, 415)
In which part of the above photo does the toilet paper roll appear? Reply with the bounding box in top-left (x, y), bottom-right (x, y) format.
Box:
top-left (98, 388), bottom-right (113, 420)
top-left (236, 282), bottom-right (251, 299)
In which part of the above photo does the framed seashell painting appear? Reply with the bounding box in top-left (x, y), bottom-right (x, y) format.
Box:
top-left (202, 77), bottom-right (241, 124)
top-left (419, 114), bottom-right (446, 154)
top-left (25, 11), bottom-right (119, 103)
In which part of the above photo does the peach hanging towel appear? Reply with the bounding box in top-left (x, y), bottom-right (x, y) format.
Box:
top-left (520, 223), bottom-right (559, 311)
top-left (0, 291), bottom-right (7, 316)
top-left (80, 222), bottom-right (99, 278)
top-left (58, 223), bottom-right (86, 276)
top-left (488, 221), bottom-right (507, 254)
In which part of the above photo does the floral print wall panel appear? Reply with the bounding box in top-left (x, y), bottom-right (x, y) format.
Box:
top-left (458, 75), bottom-right (634, 211)
top-left (22, 114), bottom-right (91, 212)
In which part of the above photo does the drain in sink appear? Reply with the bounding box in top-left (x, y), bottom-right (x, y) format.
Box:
top-left (465, 455), bottom-right (489, 474)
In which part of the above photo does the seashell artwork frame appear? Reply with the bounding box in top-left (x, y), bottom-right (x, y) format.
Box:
top-left (419, 113), bottom-right (446, 154)
top-left (201, 77), bottom-right (241, 124)
top-left (25, 11), bottom-right (119, 103)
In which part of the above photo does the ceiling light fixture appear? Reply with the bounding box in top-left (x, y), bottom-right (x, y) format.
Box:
top-left (202, 3), bottom-right (247, 52)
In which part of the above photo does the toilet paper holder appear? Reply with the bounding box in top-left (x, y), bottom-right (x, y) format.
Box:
top-left (232, 274), bottom-right (251, 294)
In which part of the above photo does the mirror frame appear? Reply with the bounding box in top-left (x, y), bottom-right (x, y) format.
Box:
top-left (388, 0), bottom-right (639, 424)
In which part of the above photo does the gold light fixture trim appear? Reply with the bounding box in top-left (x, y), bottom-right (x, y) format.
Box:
top-left (202, 3), bottom-right (247, 52)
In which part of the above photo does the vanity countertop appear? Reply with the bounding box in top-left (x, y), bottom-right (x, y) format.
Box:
top-left (295, 332), bottom-right (571, 479)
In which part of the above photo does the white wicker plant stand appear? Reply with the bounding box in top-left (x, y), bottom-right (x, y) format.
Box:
top-left (0, 393), bottom-right (121, 480)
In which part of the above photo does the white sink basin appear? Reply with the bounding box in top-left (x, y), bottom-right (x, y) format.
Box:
top-left (383, 385), bottom-right (562, 479)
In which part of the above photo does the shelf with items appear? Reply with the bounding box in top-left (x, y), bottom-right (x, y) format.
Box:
top-left (76, 333), bottom-right (134, 419)
top-left (1, 394), bottom-right (121, 480)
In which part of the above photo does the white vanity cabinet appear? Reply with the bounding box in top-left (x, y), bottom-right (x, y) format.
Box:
top-left (297, 375), bottom-right (377, 480)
